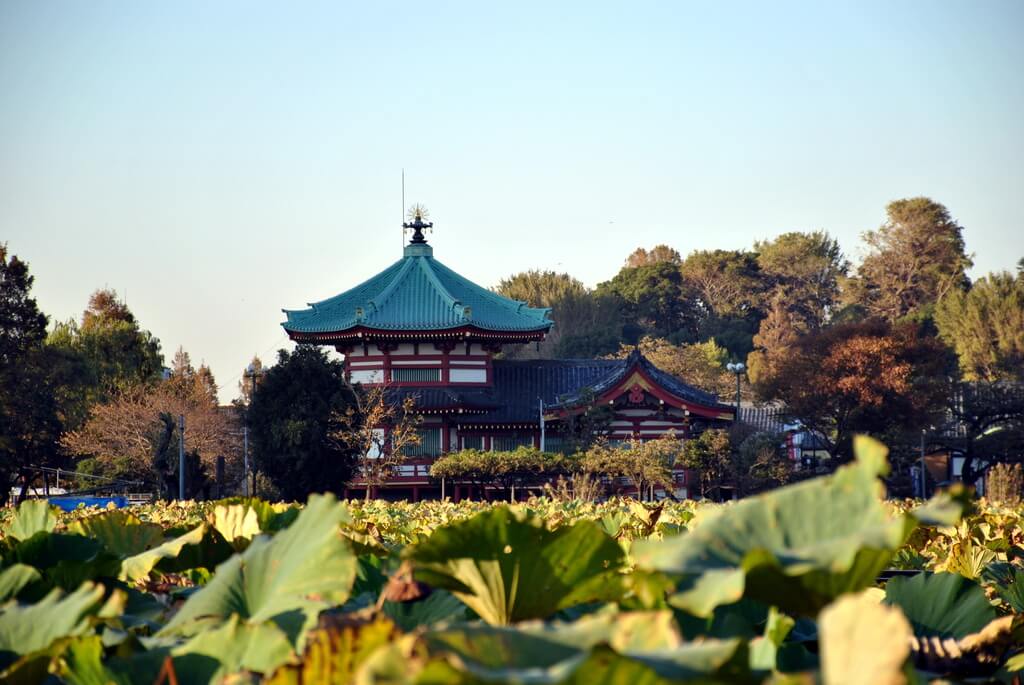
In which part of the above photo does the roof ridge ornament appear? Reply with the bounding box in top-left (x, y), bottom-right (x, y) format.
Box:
top-left (403, 204), bottom-right (433, 245)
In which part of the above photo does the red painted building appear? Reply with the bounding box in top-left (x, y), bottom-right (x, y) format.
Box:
top-left (282, 211), bottom-right (734, 499)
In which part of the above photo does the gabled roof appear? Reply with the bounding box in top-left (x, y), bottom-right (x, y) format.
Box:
top-left (282, 240), bottom-right (552, 340)
top-left (387, 353), bottom-right (733, 424)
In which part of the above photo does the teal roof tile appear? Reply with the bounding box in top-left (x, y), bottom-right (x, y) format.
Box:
top-left (282, 242), bottom-right (553, 336)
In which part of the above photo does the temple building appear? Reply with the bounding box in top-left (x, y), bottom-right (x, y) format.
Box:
top-left (282, 210), bottom-right (735, 499)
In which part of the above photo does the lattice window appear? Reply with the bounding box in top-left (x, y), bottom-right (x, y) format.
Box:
top-left (391, 367), bottom-right (441, 382)
top-left (407, 428), bottom-right (442, 457)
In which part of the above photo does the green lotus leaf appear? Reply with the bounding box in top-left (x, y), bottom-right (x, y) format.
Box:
top-left (161, 493), bottom-right (355, 646)
top-left (407, 506), bottom-right (626, 625)
top-left (119, 524), bottom-right (208, 582)
top-left (578, 640), bottom-right (750, 684)
top-left (3, 500), bottom-right (57, 541)
top-left (818, 591), bottom-right (911, 685)
top-left (69, 510), bottom-right (164, 558)
top-left (423, 616), bottom-right (625, 684)
top-left (634, 436), bottom-right (909, 617)
top-left (424, 612), bottom-right (748, 684)
top-left (981, 563), bottom-right (1024, 613)
top-left (0, 565), bottom-right (41, 602)
top-left (11, 531), bottom-right (110, 591)
top-left (383, 590), bottom-right (468, 632)
top-left (56, 635), bottom-right (130, 685)
top-left (884, 572), bottom-right (997, 640)
top-left (169, 614), bottom-right (296, 681)
top-left (0, 582), bottom-right (107, 677)
top-left (748, 607), bottom-right (796, 673)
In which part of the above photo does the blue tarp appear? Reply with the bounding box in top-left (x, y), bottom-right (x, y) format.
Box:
top-left (47, 496), bottom-right (130, 511)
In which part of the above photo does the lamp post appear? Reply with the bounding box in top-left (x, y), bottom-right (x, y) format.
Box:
top-left (242, 363), bottom-right (261, 497)
top-left (725, 362), bottom-right (745, 422)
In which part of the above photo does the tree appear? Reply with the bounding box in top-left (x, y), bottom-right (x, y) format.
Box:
top-left (939, 382), bottom-right (1024, 488)
top-left (430, 448), bottom-right (568, 500)
top-left (679, 429), bottom-right (732, 499)
top-left (612, 336), bottom-right (740, 399)
top-left (246, 346), bottom-right (359, 500)
top-left (625, 245), bottom-right (682, 268)
top-left (332, 383), bottom-right (422, 500)
top-left (734, 431), bottom-right (791, 496)
top-left (752, 320), bottom-right (949, 461)
top-left (755, 231), bottom-right (848, 329)
top-left (496, 270), bottom-right (587, 308)
top-left (596, 261), bottom-right (699, 342)
top-left (0, 244), bottom-right (63, 503)
top-left (46, 288), bottom-right (163, 427)
top-left (495, 271), bottom-right (590, 359)
top-left (746, 293), bottom-right (809, 388)
top-left (844, 198), bottom-right (972, 322)
top-left (935, 271), bottom-right (1024, 382)
top-left (680, 249), bottom-right (765, 319)
top-left (62, 350), bottom-right (238, 497)
top-left (581, 436), bottom-right (679, 500)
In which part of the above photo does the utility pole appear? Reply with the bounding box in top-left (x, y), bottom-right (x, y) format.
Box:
top-left (539, 398), bottom-right (545, 451)
top-left (178, 415), bottom-right (186, 500)
top-left (243, 425), bottom-right (250, 497)
top-left (919, 429), bottom-right (926, 499)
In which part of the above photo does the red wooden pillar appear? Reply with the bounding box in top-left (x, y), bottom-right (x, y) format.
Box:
top-left (412, 486), bottom-right (419, 502)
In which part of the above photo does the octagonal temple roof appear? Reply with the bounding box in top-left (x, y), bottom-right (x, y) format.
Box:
top-left (282, 215), bottom-right (553, 344)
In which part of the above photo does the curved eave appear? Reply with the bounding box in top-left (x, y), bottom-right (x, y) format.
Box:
top-left (283, 323), bottom-right (551, 345)
top-left (548, 356), bottom-right (734, 421)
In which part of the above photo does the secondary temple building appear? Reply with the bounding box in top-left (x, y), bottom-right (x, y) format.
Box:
top-left (282, 211), bottom-right (735, 499)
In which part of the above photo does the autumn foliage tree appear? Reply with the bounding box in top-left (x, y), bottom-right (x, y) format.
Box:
top-left (752, 320), bottom-right (948, 460)
top-left (63, 347), bottom-right (237, 496)
top-left (332, 384), bottom-right (422, 500)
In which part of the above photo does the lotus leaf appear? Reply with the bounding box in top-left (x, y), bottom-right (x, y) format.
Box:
top-left (211, 503), bottom-right (263, 550)
top-left (3, 500), bottom-right (57, 541)
top-left (263, 615), bottom-right (399, 684)
top-left (0, 564), bottom-right (41, 602)
top-left (168, 614), bottom-right (296, 681)
top-left (0, 582), bottom-right (109, 677)
top-left (818, 590), bottom-right (911, 685)
top-left (119, 524), bottom-right (207, 582)
top-left (162, 493), bottom-right (356, 645)
top-left (423, 612), bottom-right (748, 684)
top-left (884, 572), bottom-right (997, 639)
top-left (69, 510), bottom-right (164, 557)
top-left (981, 562), bottom-right (1024, 613)
top-left (408, 506), bottom-right (626, 625)
top-left (633, 436), bottom-right (912, 616)
top-left (57, 635), bottom-right (130, 685)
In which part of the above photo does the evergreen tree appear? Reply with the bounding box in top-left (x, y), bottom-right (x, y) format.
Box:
top-left (935, 271), bottom-right (1024, 382)
top-left (0, 244), bottom-right (63, 502)
top-left (247, 346), bottom-right (359, 500)
top-left (46, 288), bottom-right (164, 419)
top-left (844, 198), bottom-right (972, 322)
top-left (754, 230), bottom-right (848, 328)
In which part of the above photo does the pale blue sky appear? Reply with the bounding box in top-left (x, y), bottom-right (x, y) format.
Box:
top-left (2, 1), bottom-right (1022, 401)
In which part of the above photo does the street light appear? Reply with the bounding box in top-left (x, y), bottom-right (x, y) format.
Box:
top-left (242, 363), bottom-right (262, 497)
top-left (725, 362), bottom-right (745, 422)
